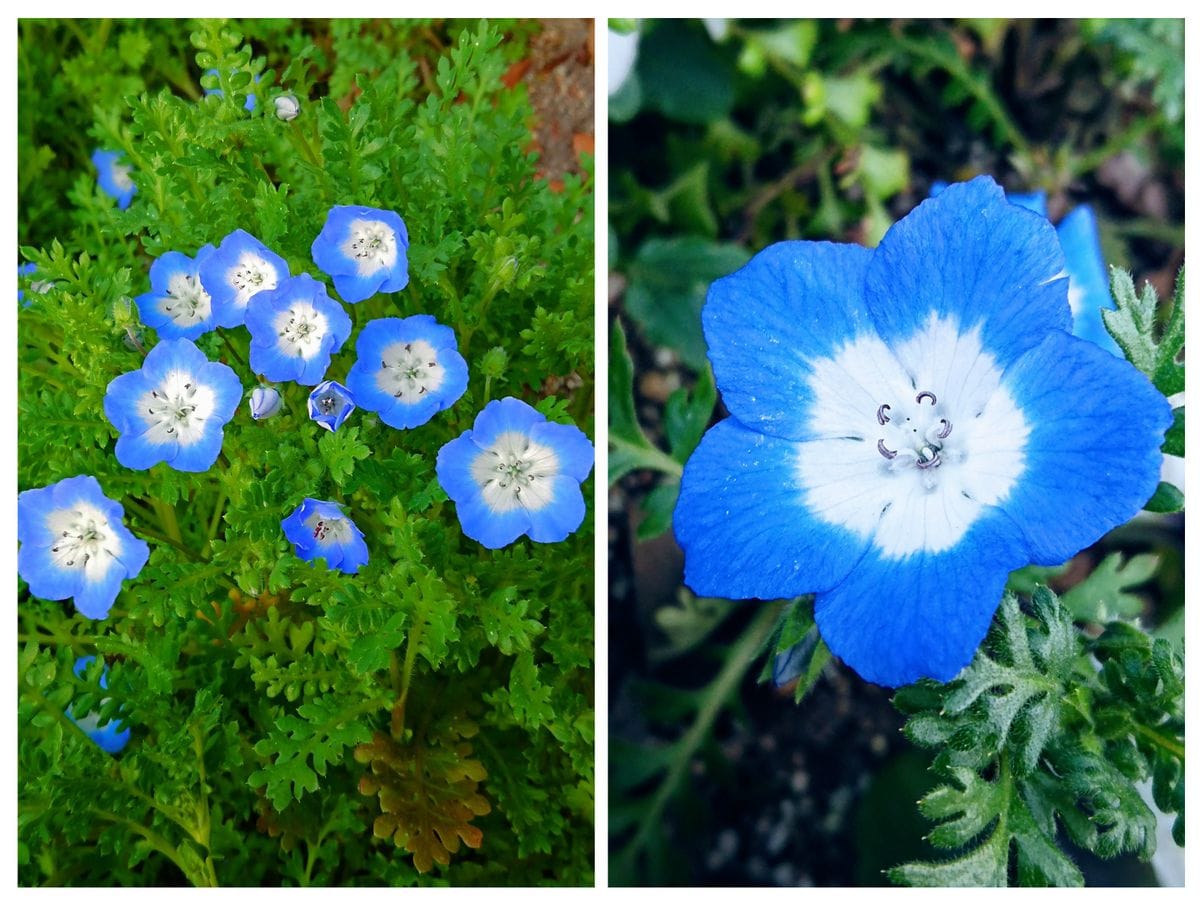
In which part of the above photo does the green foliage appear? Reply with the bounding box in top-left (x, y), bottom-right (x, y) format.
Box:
top-left (891, 586), bottom-right (1184, 886)
top-left (18, 19), bottom-right (592, 887)
top-left (1104, 266), bottom-right (1185, 398)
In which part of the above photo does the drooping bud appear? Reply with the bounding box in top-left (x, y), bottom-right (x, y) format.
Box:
top-left (249, 385), bottom-right (283, 420)
top-left (274, 94), bottom-right (300, 122)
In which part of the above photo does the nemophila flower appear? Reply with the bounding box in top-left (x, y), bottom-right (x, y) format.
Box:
top-left (436, 397), bottom-right (595, 549)
top-left (932, 180), bottom-right (1121, 357)
top-left (16, 475), bottom-right (149, 620)
top-left (245, 273), bottom-right (352, 385)
top-left (346, 316), bottom-right (468, 429)
top-left (91, 149), bottom-right (136, 209)
top-left (311, 205), bottom-right (410, 303)
top-left (67, 657), bottom-right (131, 754)
top-left (200, 229), bottom-right (291, 328)
top-left (104, 338), bottom-right (242, 472)
top-left (274, 94), bottom-right (300, 121)
top-left (674, 177), bottom-right (1171, 688)
top-left (134, 245), bottom-right (218, 340)
top-left (308, 380), bottom-right (355, 431)
top-left (249, 385), bottom-right (283, 420)
top-left (281, 499), bottom-right (368, 574)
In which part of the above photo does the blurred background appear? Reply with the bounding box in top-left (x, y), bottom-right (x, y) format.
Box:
top-left (607, 18), bottom-right (1183, 887)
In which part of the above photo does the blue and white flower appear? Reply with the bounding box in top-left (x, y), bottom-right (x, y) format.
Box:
top-left (134, 245), bottom-right (218, 340)
top-left (436, 397), bottom-right (595, 549)
top-left (674, 177), bottom-right (1172, 688)
top-left (281, 498), bottom-right (369, 574)
top-left (91, 149), bottom-right (136, 209)
top-left (244, 274), bottom-right (351, 386)
top-left (199, 229), bottom-right (291, 328)
top-left (68, 656), bottom-right (131, 754)
top-left (17, 475), bottom-right (149, 620)
top-left (308, 380), bottom-right (355, 432)
top-left (346, 316), bottom-right (468, 429)
top-left (104, 338), bottom-right (242, 472)
top-left (932, 181), bottom-right (1121, 357)
top-left (311, 205), bottom-right (410, 303)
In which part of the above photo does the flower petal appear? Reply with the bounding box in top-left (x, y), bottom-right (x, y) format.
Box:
top-left (526, 476), bottom-right (586, 543)
top-left (454, 493), bottom-right (532, 549)
top-left (674, 418), bottom-right (871, 600)
top-left (864, 176), bottom-right (1070, 369)
top-left (997, 330), bottom-right (1171, 564)
top-left (702, 241), bottom-right (874, 439)
top-left (814, 522), bottom-right (1019, 687)
top-left (529, 420), bottom-right (595, 483)
top-left (1056, 205), bottom-right (1122, 357)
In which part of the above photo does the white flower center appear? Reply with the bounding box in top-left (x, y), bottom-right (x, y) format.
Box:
top-left (303, 510), bottom-right (351, 545)
top-left (470, 430), bottom-right (560, 514)
top-left (373, 339), bottom-right (444, 403)
top-left (137, 369), bottom-right (218, 448)
top-left (796, 314), bottom-right (1029, 558)
top-left (159, 272), bottom-right (212, 326)
top-left (112, 164), bottom-right (134, 192)
top-left (273, 302), bottom-right (329, 358)
top-left (46, 502), bottom-right (123, 582)
top-left (227, 252), bottom-right (279, 307)
top-left (340, 220), bottom-right (397, 277)
top-left (1066, 276), bottom-right (1085, 315)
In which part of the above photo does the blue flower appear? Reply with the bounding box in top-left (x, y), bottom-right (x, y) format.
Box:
top-left (674, 177), bottom-right (1172, 688)
top-left (244, 273), bottom-right (352, 385)
top-left (249, 385), bottom-right (283, 420)
top-left (345, 316), bottom-right (468, 429)
top-left (436, 397), bottom-right (595, 549)
top-left (17, 475), bottom-right (149, 620)
top-left (104, 338), bottom-right (242, 472)
top-left (199, 229), bottom-right (291, 328)
top-left (134, 245), bottom-right (219, 340)
top-left (203, 68), bottom-right (259, 111)
top-left (68, 656), bottom-right (131, 754)
top-left (281, 499), bottom-right (369, 574)
top-left (308, 380), bottom-right (355, 431)
top-left (931, 180), bottom-right (1121, 357)
top-left (311, 205), bottom-right (410, 303)
top-left (91, 149), bottom-right (136, 209)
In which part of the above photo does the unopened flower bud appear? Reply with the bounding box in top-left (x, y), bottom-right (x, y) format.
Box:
top-left (274, 94), bottom-right (300, 122)
top-left (249, 385), bottom-right (283, 420)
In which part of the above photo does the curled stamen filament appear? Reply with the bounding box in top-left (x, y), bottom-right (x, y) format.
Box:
top-left (916, 391), bottom-right (937, 405)
top-left (876, 404), bottom-right (891, 425)
top-left (876, 439), bottom-right (897, 460)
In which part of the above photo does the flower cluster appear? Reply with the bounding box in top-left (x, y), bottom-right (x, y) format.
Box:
top-left (674, 177), bottom-right (1171, 688)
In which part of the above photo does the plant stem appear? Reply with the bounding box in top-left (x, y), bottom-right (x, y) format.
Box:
top-left (616, 603), bottom-right (783, 873)
top-left (1133, 720), bottom-right (1185, 760)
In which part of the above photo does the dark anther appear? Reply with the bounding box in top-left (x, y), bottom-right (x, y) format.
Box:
top-left (916, 453), bottom-right (941, 470)
top-left (876, 439), bottom-right (897, 460)
top-left (428, 361), bottom-right (436, 368)
top-left (877, 404), bottom-right (891, 425)
top-left (916, 391), bottom-right (937, 405)
top-left (404, 343), bottom-right (412, 352)
top-left (937, 419), bottom-right (953, 440)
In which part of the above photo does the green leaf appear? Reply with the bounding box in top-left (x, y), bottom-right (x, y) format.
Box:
top-left (1143, 481), bottom-right (1184, 513)
top-left (623, 237), bottom-right (750, 370)
top-left (608, 318), bottom-right (683, 484)
top-left (1102, 265), bottom-right (1185, 396)
top-left (637, 20), bottom-right (735, 124)
top-left (1163, 406), bottom-right (1184, 456)
top-left (635, 481), bottom-right (680, 541)
top-left (663, 366), bottom-right (716, 463)
top-left (1059, 553), bottom-right (1157, 622)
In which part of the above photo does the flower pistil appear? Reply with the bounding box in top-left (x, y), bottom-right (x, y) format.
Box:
top-left (470, 431), bottom-right (559, 513)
